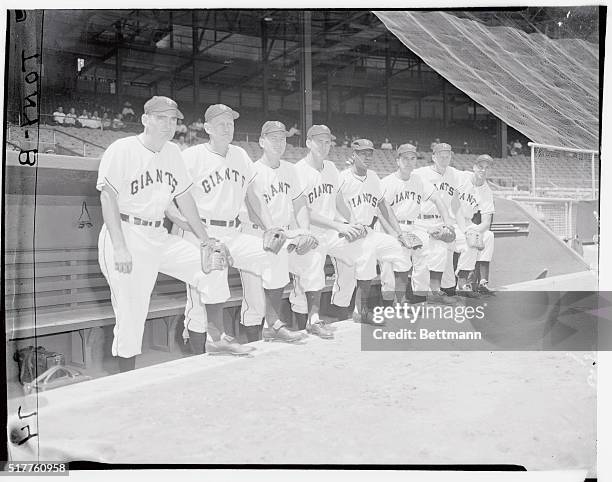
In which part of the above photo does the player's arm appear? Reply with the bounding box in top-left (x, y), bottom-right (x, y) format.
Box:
top-left (335, 191), bottom-right (353, 223)
top-left (100, 185), bottom-right (132, 273)
top-left (474, 213), bottom-right (493, 233)
top-left (174, 191), bottom-right (212, 243)
top-left (430, 191), bottom-right (453, 226)
top-left (292, 195), bottom-right (311, 231)
top-left (245, 184), bottom-right (275, 230)
top-left (377, 199), bottom-right (402, 236)
top-left (165, 202), bottom-right (192, 233)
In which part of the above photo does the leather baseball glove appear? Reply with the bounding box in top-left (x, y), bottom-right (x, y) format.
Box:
top-left (201, 239), bottom-right (233, 274)
top-left (398, 232), bottom-right (424, 250)
top-left (263, 227), bottom-right (287, 254)
top-left (465, 229), bottom-right (485, 250)
top-left (428, 225), bottom-right (456, 243)
top-left (287, 233), bottom-right (319, 255)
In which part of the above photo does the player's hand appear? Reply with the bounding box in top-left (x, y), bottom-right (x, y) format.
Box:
top-left (114, 246), bottom-right (133, 274)
top-left (337, 223), bottom-right (365, 242)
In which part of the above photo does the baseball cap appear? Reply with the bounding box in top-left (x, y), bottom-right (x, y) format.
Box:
top-left (307, 125), bottom-right (332, 139)
top-left (397, 143), bottom-right (417, 156)
top-left (205, 104), bottom-right (240, 122)
top-left (351, 139), bottom-right (374, 151)
top-left (261, 121), bottom-right (288, 137)
top-left (144, 96), bottom-right (184, 119)
top-left (475, 154), bottom-right (494, 165)
top-left (432, 142), bottom-right (452, 154)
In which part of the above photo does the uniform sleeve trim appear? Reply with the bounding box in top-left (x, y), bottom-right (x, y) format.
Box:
top-left (173, 182), bottom-right (194, 199)
top-left (98, 177), bottom-right (119, 194)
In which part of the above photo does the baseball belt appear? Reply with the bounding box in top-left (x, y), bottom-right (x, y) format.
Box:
top-left (398, 220), bottom-right (414, 225)
top-left (120, 213), bottom-right (162, 227)
top-left (201, 217), bottom-right (239, 228)
top-left (418, 214), bottom-right (441, 220)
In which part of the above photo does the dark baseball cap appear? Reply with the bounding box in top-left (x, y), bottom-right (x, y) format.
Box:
top-left (205, 104), bottom-right (240, 122)
top-left (433, 142), bottom-right (452, 154)
top-left (351, 139), bottom-right (374, 151)
top-left (307, 125), bottom-right (332, 139)
top-left (261, 121), bottom-right (289, 137)
top-left (397, 143), bottom-right (417, 156)
top-left (144, 96), bottom-right (184, 119)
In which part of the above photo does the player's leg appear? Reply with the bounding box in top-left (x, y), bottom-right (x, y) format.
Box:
top-left (98, 225), bottom-right (160, 371)
top-left (239, 269), bottom-right (265, 342)
top-left (330, 257), bottom-right (356, 317)
top-left (453, 229), bottom-right (480, 298)
top-left (477, 230), bottom-right (495, 293)
top-left (424, 229), bottom-right (457, 305)
top-left (380, 261), bottom-right (396, 304)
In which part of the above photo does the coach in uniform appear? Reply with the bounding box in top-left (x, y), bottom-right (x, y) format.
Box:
top-left (97, 96), bottom-right (213, 372)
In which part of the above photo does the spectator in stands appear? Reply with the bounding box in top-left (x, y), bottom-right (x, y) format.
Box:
top-left (342, 134), bottom-right (350, 147)
top-left (52, 106), bottom-right (65, 125)
top-left (111, 113), bottom-right (125, 130)
top-left (89, 110), bottom-right (102, 129)
top-left (430, 137), bottom-right (440, 151)
top-left (77, 109), bottom-right (90, 128)
top-left (175, 134), bottom-right (188, 151)
top-left (511, 139), bottom-right (523, 156)
top-left (287, 123), bottom-right (301, 138)
top-left (380, 138), bottom-right (393, 150)
top-left (190, 117), bottom-right (205, 136)
top-left (64, 107), bottom-right (77, 127)
top-left (409, 139), bottom-right (419, 152)
top-left (122, 101), bottom-right (135, 122)
top-left (175, 118), bottom-right (188, 137)
top-left (461, 141), bottom-right (470, 154)
top-left (101, 112), bottom-right (112, 130)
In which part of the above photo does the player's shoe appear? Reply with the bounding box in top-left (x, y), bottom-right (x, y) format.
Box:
top-left (262, 324), bottom-right (307, 343)
top-left (306, 321), bottom-right (334, 339)
top-left (477, 280), bottom-right (496, 295)
top-left (208, 335), bottom-right (255, 356)
top-left (457, 283), bottom-right (481, 298)
top-left (353, 307), bottom-right (385, 326)
top-left (427, 290), bottom-right (458, 305)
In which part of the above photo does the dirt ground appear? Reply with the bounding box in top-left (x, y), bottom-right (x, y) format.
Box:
top-left (7, 320), bottom-right (596, 476)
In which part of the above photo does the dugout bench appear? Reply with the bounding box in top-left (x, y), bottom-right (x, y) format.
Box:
top-left (4, 247), bottom-right (345, 371)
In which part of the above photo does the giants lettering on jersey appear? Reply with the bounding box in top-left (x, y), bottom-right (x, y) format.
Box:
top-left (390, 190), bottom-right (421, 207)
top-left (263, 181), bottom-right (291, 204)
top-left (458, 191), bottom-right (478, 209)
top-left (130, 169), bottom-right (178, 195)
top-left (348, 192), bottom-right (378, 209)
top-left (202, 167), bottom-right (247, 194)
top-left (307, 183), bottom-right (334, 204)
top-left (434, 181), bottom-right (455, 196)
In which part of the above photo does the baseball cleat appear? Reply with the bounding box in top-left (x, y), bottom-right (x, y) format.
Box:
top-left (262, 325), bottom-right (307, 343)
top-left (427, 290), bottom-right (458, 305)
top-left (306, 321), bottom-right (334, 339)
top-left (477, 280), bottom-right (496, 295)
top-left (207, 338), bottom-right (255, 356)
top-left (457, 284), bottom-right (481, 298)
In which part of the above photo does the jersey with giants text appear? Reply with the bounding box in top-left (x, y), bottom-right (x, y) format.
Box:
top-left (294, 157), bottom-right (340, 223)
top-left (339, 169), bottom-right (383, 225)
top-left (381, 171), bottom-right (435, 221)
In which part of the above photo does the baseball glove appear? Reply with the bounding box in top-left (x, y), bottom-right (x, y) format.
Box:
top-left (287, 233), bottom-right (319, 255)
top-left (201, 239), bottom-right (233, 274)
top-left (398, 232), bottom-right (424, 250)
top-left (465, 229), bottom-right (485, 250)
top-left (428, 225), bottom-right (456, 243)
top-left (263, 227), bottom-right (287, 255)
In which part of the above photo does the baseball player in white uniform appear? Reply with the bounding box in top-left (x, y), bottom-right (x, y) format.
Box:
top-left (331, 139), bottom-right (409, 324)
top-left (378, 143), bottom-right (453, 304)
top-left (238, 120), bottom-right (315, 343)
top-left (288, 125), bottom-right (369, 339)
top-left (97, 96), bottom-right (214, 372)
top-left (167, 104), bottom-right (284, 356)
top-left (411, 142), bottom-right (464, 304)
top-left (441, 154), bottom-right (496, 296)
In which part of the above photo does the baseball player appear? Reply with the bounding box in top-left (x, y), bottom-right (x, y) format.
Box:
top-left (288, 125), bottom-right (369, 339)
top-left (411, 142), bottom-right (464, 304)
top-left (378, 143), bottom-right (454, 304)
top-left (238, 121), bottom-right (317, 343)
top-left (167, 104), bottom-right (286, 356)
top-left (331, 139), bottom-right (411, 324)
top-left (97, 96), bottom-right (214, 372)
top-left (440, 154), bottom-right (496, 296)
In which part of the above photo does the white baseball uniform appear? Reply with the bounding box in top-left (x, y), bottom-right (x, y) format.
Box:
top-left (378, 171), bottom-right (436, 297)
top-left (239, 159), bottom-right (304, 326)
top-left (411, 164), bottom-right (464, 293)
top-left (97, 136), bottom-right (210, 358)
top-left (288, 157), bottom-right (366, 314)
top-left (331, 168), bottom-right (406, 308)
top-left (179, 143), bottom-right (270, 334)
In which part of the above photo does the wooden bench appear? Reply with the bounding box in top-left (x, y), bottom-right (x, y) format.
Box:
top-left (5, 247), bottom-right (342, 368)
